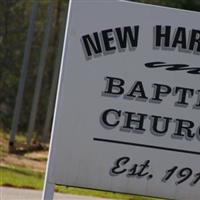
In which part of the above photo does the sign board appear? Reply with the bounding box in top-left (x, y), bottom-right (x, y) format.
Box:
top-left (43, 0), bottom-right (200, 199)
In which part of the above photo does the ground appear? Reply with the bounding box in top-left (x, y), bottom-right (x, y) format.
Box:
top-left (0, 131), bottom-right (47, 172)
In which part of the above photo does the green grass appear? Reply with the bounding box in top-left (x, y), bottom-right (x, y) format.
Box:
top-left (0, 165), bottom-right (43, 190)
top-left (56, 186), bottom-right (162, 200)
top-left (0, 165), bottom-right (163, 200)
top-left (0, 129), bottom-right (26, 144)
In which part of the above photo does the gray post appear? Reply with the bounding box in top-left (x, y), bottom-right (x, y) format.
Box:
top-left (42, 181), bottom-right (55, 200)
top-left (9, 0), bottom-right (38, 152)
top-left (27, 0), bottom-right (54, 145)
top-left (42, 4), bottom-right (68, 142)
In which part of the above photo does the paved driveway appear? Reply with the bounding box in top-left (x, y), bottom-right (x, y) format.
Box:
top-left (0, 187), bottom-right (113, 200)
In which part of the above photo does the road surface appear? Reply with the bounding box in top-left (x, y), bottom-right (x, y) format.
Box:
top-left (0, 187), bottom-right (114, 200)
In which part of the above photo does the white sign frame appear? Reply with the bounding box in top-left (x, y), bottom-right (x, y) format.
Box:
top-left (42, 0), bottom-right (200, 199)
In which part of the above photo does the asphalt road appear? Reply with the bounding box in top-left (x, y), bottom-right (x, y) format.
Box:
top-left (0, 187), bottom-right (113, 200)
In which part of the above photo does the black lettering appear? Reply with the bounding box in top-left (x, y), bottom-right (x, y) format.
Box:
top-left (173, 87), bottom-right (194, 107)
top-left (145, 62), bottom-right (200, 75)
top-left (81, 33), bottom-right (102, 57)
top-left (103, 76), bottom-right (125, 96)
top-left (172, 119), bottom-right (195, 140)
top-left (154, 25), bottom-right (171, 47)
top-left (189, 30), bottom-right (200, 53)
top-left (136, 160), bottom-right (150, 177)
top-left (172, 27), bottom-right (187, 49)
top-left (150, 115), bottom-right (172, 136)
top-left (111, 157), bottom-right (130, 175)
top-left (125, 81), bottom-right (148, 101)
top-left (127, 160), bottom-right (150, 177)
top-left (101, 29), bottom-right (116, 52)
top-left (196, 127), bottom-right (200, 141)
top-left (101, 109), bottom-right (121, 129)
top-left (115, 26), bottom-right (139, 50)
top-left (122, 112), bottom-right (147, 133)
top-left (194, 90), bottom-right (200, 109)
top-left (150, 83), bottom-right (171, 103)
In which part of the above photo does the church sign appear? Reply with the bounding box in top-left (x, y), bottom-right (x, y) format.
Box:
top-left (43, 1), bottom-right (200, 199)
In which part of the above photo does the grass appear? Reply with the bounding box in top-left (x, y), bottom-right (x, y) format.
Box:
top-left (0, 165), bottom-right (162, 200)
top-left (0, 165), bottom-right (43, 190)
top-left (0, 129), bottom-right (26, 144)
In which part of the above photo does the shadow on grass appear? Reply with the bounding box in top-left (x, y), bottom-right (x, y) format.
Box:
top-left (2, 183), bottom-right (36, 190)
top-left (0, 166), bottom-right (43, 178)
top-left (10, 143), bottom-right (46, 154)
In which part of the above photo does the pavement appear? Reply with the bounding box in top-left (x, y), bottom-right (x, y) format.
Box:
top-left (0, 187), bottom-right (113, 200)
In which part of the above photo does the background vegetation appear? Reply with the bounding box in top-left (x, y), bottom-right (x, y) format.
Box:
top-left (0, 0), bottom-right (199, 199)
top-left (0, 0), bottom-right (200, 138)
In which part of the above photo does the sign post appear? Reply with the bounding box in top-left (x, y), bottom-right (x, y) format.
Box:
top-left (43, 0), bottom-right (200, 199)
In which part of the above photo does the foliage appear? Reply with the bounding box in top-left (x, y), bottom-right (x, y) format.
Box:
top-left (136, 0), bottom-right (200, 11)
top-left (0, 0), bottom-right (68, 134)
top-left (0, 0), bottom-right (199, 137)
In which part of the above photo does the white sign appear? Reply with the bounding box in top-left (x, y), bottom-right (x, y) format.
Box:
top-left (43, 0), bottom-right (200, 199)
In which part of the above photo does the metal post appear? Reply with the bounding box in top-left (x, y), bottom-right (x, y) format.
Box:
top-left (42, 181), bottom-right (55, 200)
top-left (27, 0), bottom-right (54, 145)
top-left (9, 0), bottom-right (38, 152)
top-left (42, 3), bottom-right (68, 142)
top-left (42, 1), bottom-right (72, 199)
